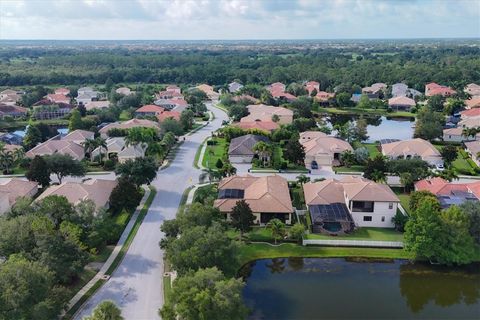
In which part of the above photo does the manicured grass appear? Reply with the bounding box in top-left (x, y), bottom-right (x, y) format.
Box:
top-left (119, 110), bottom-right (131, 121)
top-left (236, 243), bottom-right (413, 270)
top-left (363, 143), bottom-right (381, 158)
top-left (253, 145), bottom-right (308, 172)
top-left (193, 138), bottom-right (207, 169)
top-left (334, 165), bottom-right (365, 173)
top-left (392, 187), bottom-right (411, 214)
top-left (105, 186), bottom-right (156, 275)
top-left (290, 185), bottom-right (306, 209)
top-left (227, 226), bottom-right (291, 243)
top-left (316, 107), bottom-right (415, 118)
top-left (306, 227), bottom-right (404, 241)
top-left (163, 275), bottom-right (173, 304)
top-left (202, 137), bottom-right (227, 170)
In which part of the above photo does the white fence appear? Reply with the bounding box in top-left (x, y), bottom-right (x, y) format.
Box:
top-left (302, 239), bottom-right (404, 248)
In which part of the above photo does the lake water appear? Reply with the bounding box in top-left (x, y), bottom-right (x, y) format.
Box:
top-left (241, 258), bottom-right (480, 320)
top-left (324, 115), bottom-right (415, 143)
top-left (10, 126), bottom-right (68, 137)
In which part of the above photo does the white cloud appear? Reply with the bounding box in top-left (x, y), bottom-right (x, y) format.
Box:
top-left (0, 0), bottom-right (478, 40)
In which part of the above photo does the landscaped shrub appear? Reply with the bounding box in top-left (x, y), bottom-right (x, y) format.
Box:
top-left (103, 159), bottom-right (115, 170)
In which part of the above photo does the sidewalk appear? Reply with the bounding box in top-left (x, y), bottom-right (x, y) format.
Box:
top-left (64, 185), bottom-right (151, 318)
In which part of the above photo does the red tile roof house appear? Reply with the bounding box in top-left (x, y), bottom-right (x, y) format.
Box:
top-left (269, 88), bottom-right (297, 102)
top-left (241, 104), bottom-right (294, 125)
top-left (154, 98), bottom-right (188, 111)
top-left (54, 87), bottom-right (70, 95)
top-left (135, 104), bottom-right (166, 117)
top-left (0, 104), bottom-right (28, 119)
top-left (233, 120), bottom-right (279, 133)
top-left (415, 177), bottom-right (480, 208)
top-left (465, 97), bottom-right (480, 109)
top-left (155, 90), bottom-right (183, 100)
top-left (425, 82), bottom-right (456, 97)
top-left (46, 93), bottom-right (71, 104)
top-left (315, 91), bottom-right (335, 103)
top-left (465, 140), bottom-right (480, 167)
top-left (157, 110), bottom-right (181, 123)
top-left (269, 82), bottom-right (286, 92)
top-left (305, 81), bottom-right (320, 95)
top-left (26, 130), bottom-right (95, 160)
top-left (214, 175), bottom-right (294, 225)
top-left (388, 96), bottom-right (416, 111)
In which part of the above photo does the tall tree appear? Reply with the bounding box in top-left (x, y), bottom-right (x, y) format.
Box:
top-left (283, 139), bottom-right (305, 165)
top-left (114, 157), bottom-right (158, 186)
top-left (230, 200), bottom-right (256, 240)
top-left (84, 300), bottom-right (124, 320)
top-left (44, 154), bottom-right (86, 184)
top-left (440, 145), bottom-right (458, 167)
top-left (267, 218), bottom-right (286, 245)
top-left (26, 155), bottom-right (51, 187)
top-left (68, 109), bottom-right (83, 131)
top-left (252, 141), bottom-right (273, 167)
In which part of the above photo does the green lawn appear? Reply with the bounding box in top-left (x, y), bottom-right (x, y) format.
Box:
top-left (392, 187), bottom-right (411, 214)
top-left (433, 144), bottom-right (479, 176)
top-left (236, 243), bottom-right (413, 270)
top-left (306, 227), bottom-right (404, 241)
top-left (202, 138), bottom-right (227, 170)
top-left (290, 185), bottom-right (306, 209)
top-left (227, 226), bottom-right (293, 243)
top-left (363, 143), bottom-right (381, 158)
top-left (253, 144), bottom-right (307, 172)
top-left (163, 275), bottom-right (173, 304)
top-left (334, 165), bottom-right (365, 173)
top-left (119, 110), bottom-right (131, 121)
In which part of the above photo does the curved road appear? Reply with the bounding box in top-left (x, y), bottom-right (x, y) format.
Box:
top-left (75, 103), bottom-right (228, 319)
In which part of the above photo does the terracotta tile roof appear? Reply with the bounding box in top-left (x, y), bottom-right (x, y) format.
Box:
top-left (241, 104), bottom-right (293, 123)
top-left (157, 110), bottom-right (181, 122)
top-left (458, 116), bottom-right (480, 129)
top-left (62, 129), bottom-right (95, 144)
top-left (465, 83), bottom-right (480, 97)
top-left (46, 94), bottom-right (70, 103)
top-left (136, 104), bottom-right (165, 114)
top-left (381, 138), bottom-right (441, 159)
top-left (300, 131), bottom-right (352, 157)
top-left (54, 88), bottom-right (70, 95)
top-left (214, 175), bottom-right (293, 214)
top-left (85, 101), bottom-right (110, 110)
top-left (465, 140), bottom-right (480, 157)
top-left (270, 88), bottom-right (297, 100)
top-left (233, 121), bottom-right (279, 132)
top-left (388, 96), bottom-right (416, 107)
top-left (465, 97), bottom-right (480, 109)
top-left (0, 104), bottom-right (27, 115)
top-left (37, 179), bottom-right (118, 209)
top-left (304, 176), bottom-right (399, 206)
top-left (0, 179), bottom-right (38, 206)
top-left (315, 91), bottom-right (335, 101)
top-left (99, 119), bottom-right (160, 135)
top-left (26, 140), bottom-right (85, 160)
top-left (415, 178), bottom-right (480, 200)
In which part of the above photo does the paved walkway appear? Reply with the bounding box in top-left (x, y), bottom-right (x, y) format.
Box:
top-left (67, 186), bottom-right (150, 317)
top-left (74, 102), bottom-right (229, 320)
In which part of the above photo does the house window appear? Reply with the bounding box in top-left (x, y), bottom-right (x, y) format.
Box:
top-left (389, 203), bottom-right (393, 209)
top-left (352, 201), bottom-right (374, 212)
top-left (363, 216), bottom-right (372, 222)
top-left (381, 216), bottom-right (385, 222)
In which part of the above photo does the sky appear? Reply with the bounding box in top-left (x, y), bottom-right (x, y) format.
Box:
top-left (0, 0), bottom-right (479, 40)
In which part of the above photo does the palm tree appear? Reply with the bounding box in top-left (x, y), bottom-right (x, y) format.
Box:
top-left (296, 174), bottom-right (310, 185)
top-left (0, 150), bottom-right (15, 174)
top-left (266, 218), bottom-right (286, 245)
top-left (82, 138), bottom-right (97, 161)
top-left (252, 141), bottom-right (273, 167)
top-left (462, 127), bottom-right (479, 140)
top-left (95, 137), bottom-right (107, 163)
top-left (12, 147), bottom-right (25, 163)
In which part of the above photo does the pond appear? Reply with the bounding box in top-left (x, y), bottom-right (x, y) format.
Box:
top-left (324, 115), bottom-right (415, 143)
top-left (9, 126), bottom-right (68, 137)
top-left (240, 258), bottom-right (480, 320)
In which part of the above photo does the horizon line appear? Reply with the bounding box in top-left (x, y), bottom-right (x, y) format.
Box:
top-left (1, 37), bottom-right (479, 41)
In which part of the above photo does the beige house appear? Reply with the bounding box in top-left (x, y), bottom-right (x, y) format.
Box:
top-left (465, 141), bottom-right (480, 167)
top-left (91, 137), bottom-right (146, 163)
top-left (115, 87), bottom-right (133, 96)
top-left (458, 116), bottom-right (480, 129)
top-left (0, 179), bottom-right (38, 215)
top-left (465, 83), bottom-right (480, 98)
top-left (388, 96), bottom-right (416, 111)
top-left (465, 97), bottom-right (480, 109)
top-left (196, 84), bottom-right (219, 100)
top-left (443, 127), bottom-right (479, 142)
top-left (241, 104), bottom-right (293, 125)
top-left (214, 175), bottom-right (293, 225)
top-left (85, 101), bottom-right (110, 111)
top-left (37, 179), bottom-right (118, 211)
top-left (300, 131), bottom-right (353, 168)
top-left (99, 119), bottom-right (160, 138)
top-left (381, 138), bottom-right (444, 167)
top-left (304, 176), bottom-right (400, 230)
top-left (26, 130), bottom-right (94, 160)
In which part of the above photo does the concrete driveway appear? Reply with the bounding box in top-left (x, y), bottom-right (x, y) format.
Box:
top-left (74, 103), bottom-right (228, 320)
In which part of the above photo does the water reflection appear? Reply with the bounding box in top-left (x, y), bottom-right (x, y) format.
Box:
top-left (242, 258), bottom-right (480, 319)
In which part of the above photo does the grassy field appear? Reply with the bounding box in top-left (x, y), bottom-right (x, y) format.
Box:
top-left (202, 137), bottom-right (227, 170)
top-left (363, 143), bottom-right (381, 158)
top-left (335, 165), bottom-right (365, 173)
top-left (290, 185), bottom-right (306, 209)
top-left (306, 227), bottom-right (404, 241)
top-left (236, 243), bottom-right (413, 270)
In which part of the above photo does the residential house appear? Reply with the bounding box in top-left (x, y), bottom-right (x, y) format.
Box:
top-left (157, 110), bottom-right (181, 123)
top-left (362, 83), bottom-right (387, 97)
top-left (425, 82), bottom-right (456, 97)
top-left (154, 98), bottom-right (188, 112)
top-left (415, 177), bottom-right (480, 208)
top-left (315, 91), bottom-right (335, 104)
top-left (391, 83), bottom-right (422, 98)
top-left (155, 89), bottom-right (183, 100)
top-left (381, 138), bottom-right (444, 167)
top-left (228, 82), bottom-right (244, 93)
top-left (228, 134), bottom-right (270, 163)
top-left (305, 81), bottom-right (320, 95)
top-left (240, 104), bottom-right (293, 125)
top-left (115, 87), bottom-right (133, 96)
top-left (0, 104), bottom-right (27, 119)
top-left (270, 88), bottom-right (297, 102)
top-left (303, 176), bottom-right (400, 230)
top-left (233, 121), bottom-right (279, 133)
top-left (465, 97), bottom-right (480, 109)
top-left (99, 119), bottom-right (160, 137)
top-left (166, 85), bottom-right (181, 94)
top-left (458, 115), bottom-right (480, 129)
top-left (54, 87), bottom-right (70, 95)
top-left (196, 84), bottom-right (219, 100)
top-left (0, 89), bottom-right (21, 106)
top-left (91, 137), bottom-right (146, 163)
top-left (76, 87), bottom-right (99, 105)
top-left (388, 96), bottom-right (416, 111)
top-left (214, 175), bottom-right (293, 224)
top-left (85, 101), bottom-right (110, 111)
top-left (269, 82), bottom-right (286, 92)
top-left (465, 140), bottom-right (480, 167)
top-left (37, 179), bottom-right (118, 211)
top-left (461, 108), bottom-right (480, 119)
top-left (299, 131), bottom-right (353, 168)
top-left (26, 129), bottom-right (94, 160)
top-left (1, 144), bottom-right (22, 153)
top-left (46, 94), bottom-right (70, 104)
top-left (0, 179), bottom-right (38, 215)
top-left (443, 127), bottom-right (479, 142)
top-left (135, 104), bottom-right (166, 117)
top-left (31, 100), bottom-right (74, 120)
top-left (464, 83), bottom-right (480, 98)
